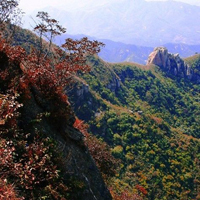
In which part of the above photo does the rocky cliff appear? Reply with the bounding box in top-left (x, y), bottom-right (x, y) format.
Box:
top-left (147, 47), bottom-right (200, 82)
top-left (22, 88), bottom-right (112, 200)
top-left (0, 41), bottom-right (112, 200)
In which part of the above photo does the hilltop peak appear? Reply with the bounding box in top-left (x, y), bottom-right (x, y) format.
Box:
top-left (147, 47), bottom-right (200, 82)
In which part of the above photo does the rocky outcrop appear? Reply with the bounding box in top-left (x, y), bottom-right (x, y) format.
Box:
top-left (147, 47), bottom-right (200, 82)
top-left (20, 87), bottom-right (112, 200)
top-left (0, 47), bottom-right (112, 200)
top-left (76, 83), bottom-right (89, 98)
top-left (67, 82), bottom-right (103, 121)
top-left (107, 76), bottom-right (121, 93)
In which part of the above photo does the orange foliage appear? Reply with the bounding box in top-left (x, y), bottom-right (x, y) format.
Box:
top-left (73, 118), bottom-right (89, 136)
top-left (110, 188), bottom-right (143, 200)
top-left (136, 184), bottom-right (148, 196)
top-left (150, 116), bottom-right (163, 125)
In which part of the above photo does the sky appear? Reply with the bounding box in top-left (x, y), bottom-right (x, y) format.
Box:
top-left (19, 0), bottom-right (200, 12)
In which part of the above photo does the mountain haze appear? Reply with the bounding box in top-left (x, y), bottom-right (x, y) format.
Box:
top-left (24, 0), bottom-right (200, 47)
top-left (54, 33), bottom-right (200, 64)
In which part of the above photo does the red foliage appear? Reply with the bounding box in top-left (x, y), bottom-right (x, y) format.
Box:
top-left (0, 37), bottom-right (76, 199)
top-left (136, 184), bottom-right (148, 196)
top-left (0, 135), bottom-right (69, 199)
top-left (0, 178), bottom-right (22, 200)
top-left (0, 13), bottom-right (104, 198)
top-left (15, 37), bottom-right (104, 113)
top-left (0, 37), bottom-right (25, 63)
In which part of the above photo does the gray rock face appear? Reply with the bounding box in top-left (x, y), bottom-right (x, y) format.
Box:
top-left (107, 76), bottom-right (121, 93)
top-left (76, 83), bottom-right (89, 98)
top-left (147, 47), bottom-right (200, 82)
top-left (21, 86), bottom-right (112, 200)
top-left (147, 47), bottom-right (169, 69)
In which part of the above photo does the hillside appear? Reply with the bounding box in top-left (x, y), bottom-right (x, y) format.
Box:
top-left (1, 4), bottom-right (200, 199)
top-left (71, 54), bottom-right (200, 137)
top-left (0, 11), bottom-right (113, 199)
top-left (67, 53), bottom-right (200, 199)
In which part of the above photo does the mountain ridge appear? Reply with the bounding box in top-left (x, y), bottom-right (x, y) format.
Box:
top-left (54, 33), bottom-right (200, 64)
top-left (23, 0), bottom-right (200, 46)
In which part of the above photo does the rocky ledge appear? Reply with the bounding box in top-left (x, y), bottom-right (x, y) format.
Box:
top-left (147, 47), bottom-right (200, 82)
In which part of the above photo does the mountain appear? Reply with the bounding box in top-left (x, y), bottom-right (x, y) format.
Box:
top-left (164, 43), bottom-right (200, 58)
top-left (3, 18), bottom-right (199, 199)
top-left (54, 33), bottom-right (200, 64)
top-left (23, 0), bottom-right (200, 64)
top-left (99, 42), bottom-right (200, 64)
top-left (66, 51), bottom-right (200, 199)
top-left (54, 33), bottom-right (153, 64)
top-left (24, 0), bottom-right (200, 47)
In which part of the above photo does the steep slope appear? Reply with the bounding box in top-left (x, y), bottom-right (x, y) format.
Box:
top-left (0, 37), bottom-right (112, 199)
top-left (184, 53), bottom-right (200, 78)
top-left (67, 55), bottom-right (200, 199)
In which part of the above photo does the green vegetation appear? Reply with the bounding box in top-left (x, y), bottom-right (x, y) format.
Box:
top-left (184, 54), bottom-right (200, 75)
top-left (1, 2), bottom-right (199, 198)
top-left (70, 56), bottom-right (200, 199)
top-left (81, 59), bottom-right (200, 138)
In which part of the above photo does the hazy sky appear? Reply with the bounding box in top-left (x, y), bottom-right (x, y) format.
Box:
top-left (19, 0), bottom-right (200, 12)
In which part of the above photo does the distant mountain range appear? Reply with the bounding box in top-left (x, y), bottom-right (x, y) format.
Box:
top-left (23, 0), bottom-right (200, 64)
top-left (98, 40), bottom-right (200, 64)
top-left (55, 33), bottom-right (200, 64)
top-left (24, 0), bottom-right (200, 47)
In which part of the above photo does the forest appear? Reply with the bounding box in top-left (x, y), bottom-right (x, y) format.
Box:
top-left (70, 56), bottom-right (200, 199)
top-left (0, 1), bottom-right (200, 200)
